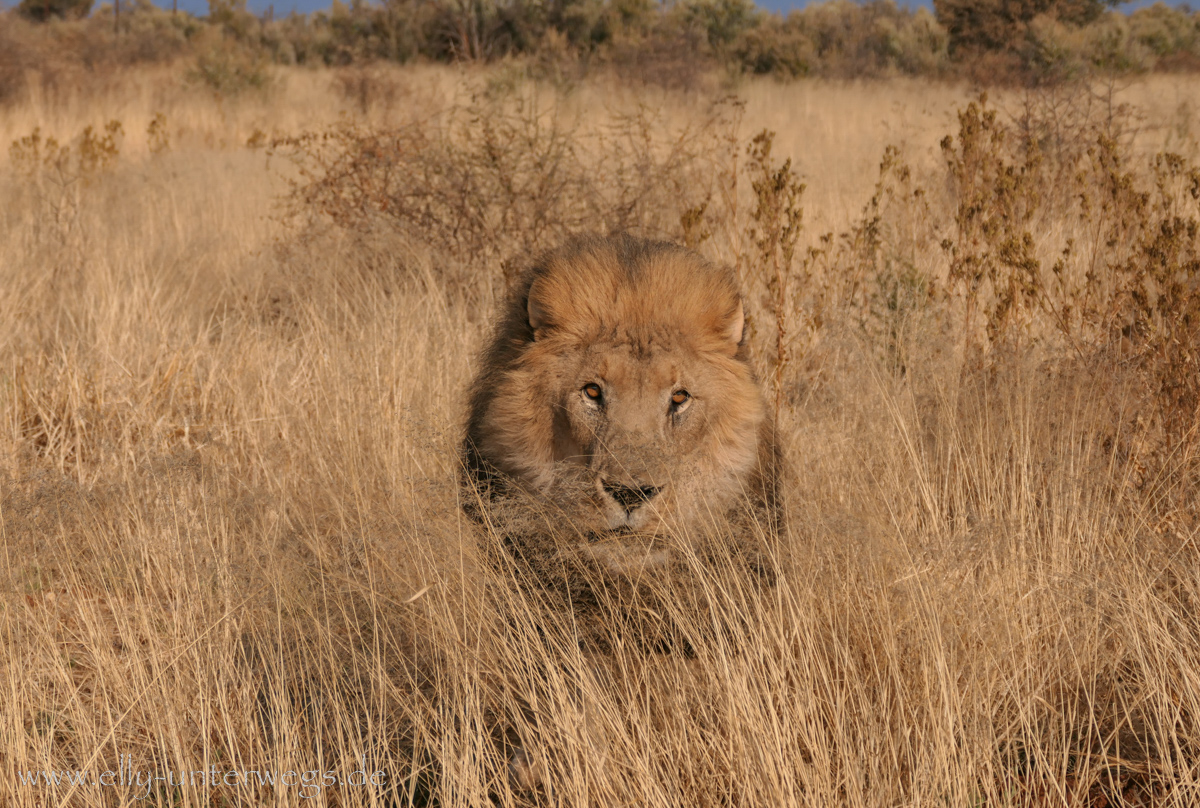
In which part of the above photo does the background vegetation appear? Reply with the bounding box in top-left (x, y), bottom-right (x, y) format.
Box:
top-left (8, 0), bottom-right (1200, 104)
top-left (2, 6), bottom-right (1200, 807)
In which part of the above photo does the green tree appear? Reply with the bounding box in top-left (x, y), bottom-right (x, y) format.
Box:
top-left (934, 0), bottom-right (1111, 56)
top-left (208, 0), bottom-right (257, 38)
top-left (682, 0), bottom-right (759, 52)
top-left (18, 0), bottom-right (93, 21)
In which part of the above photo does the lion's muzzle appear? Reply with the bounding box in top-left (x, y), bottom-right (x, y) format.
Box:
top-left (601, 481), bottom-right (660, 514)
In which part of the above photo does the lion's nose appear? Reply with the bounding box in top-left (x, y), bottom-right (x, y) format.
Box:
top-left (602, 481), bottom-right (660, 513)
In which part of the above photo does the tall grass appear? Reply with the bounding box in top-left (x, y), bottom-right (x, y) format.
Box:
top-left (2, 66), bottom-right (1198, 807)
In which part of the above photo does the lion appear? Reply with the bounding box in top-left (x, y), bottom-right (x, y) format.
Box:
top-left (462, 234), bottom-right (782, 791)
top-left (463, 233), bottom-right (780, 589)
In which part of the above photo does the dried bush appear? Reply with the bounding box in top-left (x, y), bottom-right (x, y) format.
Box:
top-left (274, 91), bottom-right (731, 293)
top-left (935, 96), bottom-right (1200, 459)
top-left (188, 30), bottom-right (275, 96)
top-left (774, 91), bottom-right (1199, 511)
top-left (0, 4), bottom-right (195, 107)
top-left (9, 120), bottom-right (124, 248)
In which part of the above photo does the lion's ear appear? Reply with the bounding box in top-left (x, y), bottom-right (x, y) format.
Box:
top-left (725, 299), bottom-right (745, 350)
top-left (526, 277), bottom-right (559, 340)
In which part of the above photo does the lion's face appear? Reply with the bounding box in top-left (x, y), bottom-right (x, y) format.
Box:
top-left (466, 236), bottom-right (772, 571)
top-left (547, 332), bottom-right (763, 534)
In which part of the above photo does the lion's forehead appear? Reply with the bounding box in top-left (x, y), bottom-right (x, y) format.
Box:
top-left (587, 321), bottom-right (692, 351)
top-left (584, 340), bottom-right (689, 388)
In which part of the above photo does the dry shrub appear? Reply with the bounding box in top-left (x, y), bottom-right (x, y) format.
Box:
top-left (8, 120), bottom-right (124, 254)
top-left (751, 95), bottom-right (1199, 804)
top-left (273, 88), bottom-right (733, 295)
top-left (753, 88), bottom-right (1200, 502)
top-left (0, 5), bottom-right (193, 107)
top-left (935, 95), bottom-right (1200, 476)
top-left (188, 30), bottom-right (276, 97)
top-left (712, 91), bottom-right (1199, 800)
top-left (0, 15), bottom-right (90, 107)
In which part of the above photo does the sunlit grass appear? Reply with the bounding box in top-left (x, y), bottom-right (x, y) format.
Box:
top-left (1, 65), bottom-right (1198, 807)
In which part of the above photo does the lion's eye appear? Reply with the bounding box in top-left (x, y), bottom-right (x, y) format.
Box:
top-left (583, 383), bottom-right (604, 403)
top-left (670, 390), bottom-right (691, 410)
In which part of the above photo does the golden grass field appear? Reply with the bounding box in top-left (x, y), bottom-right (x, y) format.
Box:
top-left (2, 63), bottom-right (1200, 806)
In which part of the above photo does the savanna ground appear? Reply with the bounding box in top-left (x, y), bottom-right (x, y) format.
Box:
top-left (2, 62), bottom-right (1199, 807)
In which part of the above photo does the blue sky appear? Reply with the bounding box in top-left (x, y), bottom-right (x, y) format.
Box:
top-left (127, 0), bottom-right (1184, 24)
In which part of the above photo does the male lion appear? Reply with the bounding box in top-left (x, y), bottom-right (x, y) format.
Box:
top-left (463, 234), bottom-right (780, 597)
top-left (463, 234), bottom-right (781, 791)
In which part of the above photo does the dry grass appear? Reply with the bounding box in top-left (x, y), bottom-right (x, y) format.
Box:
top-left (2, 64), bottom-right (1199, 807)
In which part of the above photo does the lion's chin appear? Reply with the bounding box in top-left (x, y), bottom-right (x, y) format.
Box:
top-left (580, 536), bottom-right (673, 576)
top-left (595, 503), bottom-right (659, 533)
